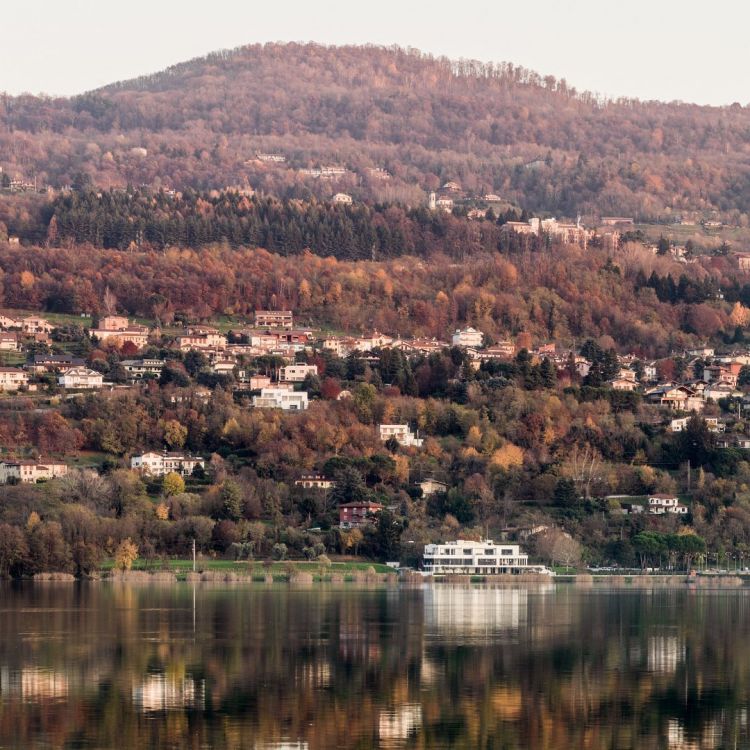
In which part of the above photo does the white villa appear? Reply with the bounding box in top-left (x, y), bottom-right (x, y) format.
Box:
top-left (58, 367), bottom-right (104, 389)
top-left (423, 540), bottom-right (549, 575)
top-left (452, 327), bottom-right (484, 348)
top-left (252, 387), bottom-right (309, 411)
top-left (131, 451), bottom-right (205, 477)
top-left (379, 424), bottom-right (423, 448)
top-left (648, 494), bottom-right (689, 515)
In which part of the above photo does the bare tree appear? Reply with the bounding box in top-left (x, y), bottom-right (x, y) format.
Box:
top-left (565, 443), bottom-right (602, 499)
top-left (103, 286), bottom-right (118, 316)
top-left (535, 527), bottom-right (582, 570)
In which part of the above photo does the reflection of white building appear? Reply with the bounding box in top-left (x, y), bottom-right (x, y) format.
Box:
top-left (254, 743), bottom-right (308, 750)
top-left (379, 704), bottom-right (422, 747)
top-left (132, 674), bottom-right (205, 712)
top-left (0, 667), bottom-right (69, 699)
top-left (294, 661), bottom-right (331, 688)
top-left (423, 586), bottom-right (527, 636)
top-left (667, 717), bottom-right (719, 750)
top-left (648, 635), bottom-right (685, 674)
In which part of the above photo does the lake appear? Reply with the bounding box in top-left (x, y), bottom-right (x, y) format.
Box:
top-left (0, 582), bottom-right (748, 749)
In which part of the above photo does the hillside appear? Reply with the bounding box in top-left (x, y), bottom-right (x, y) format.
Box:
top-left (2, 43), bottom-right (750, 220)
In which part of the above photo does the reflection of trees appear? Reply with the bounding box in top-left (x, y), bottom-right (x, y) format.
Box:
top-left (0, 585), bottom-right (748, 748)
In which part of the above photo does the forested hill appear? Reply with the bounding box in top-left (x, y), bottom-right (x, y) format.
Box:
top-left (2, 43), bottom-right (750, 219)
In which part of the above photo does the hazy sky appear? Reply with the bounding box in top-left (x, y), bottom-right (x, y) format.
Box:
top-left (2, 0), bottom-right (747, 105)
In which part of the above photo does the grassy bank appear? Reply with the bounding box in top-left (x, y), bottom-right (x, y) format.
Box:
top-left (100, 558), bottom-right (394, 575)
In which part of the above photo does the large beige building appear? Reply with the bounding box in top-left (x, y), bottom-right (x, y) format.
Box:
top-left (0, 459), bottom-right (68, 484)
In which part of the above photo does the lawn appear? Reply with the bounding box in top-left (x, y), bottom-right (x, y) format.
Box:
top-left (100, 558), bottom-right (395, 575)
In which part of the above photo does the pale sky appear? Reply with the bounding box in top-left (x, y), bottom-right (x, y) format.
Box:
top-left (2, 0), bottom-right (747, 106)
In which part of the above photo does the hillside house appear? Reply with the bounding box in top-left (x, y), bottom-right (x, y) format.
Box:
top-left (280, 364), bottom-right (318, 383)
top-left (58, 367), bottom-right (104, 389)
top-left (252, 387), bottom-right (309, 410)
top-left (254, 310), bottom-right (293, 329)
top-left (121, 359), bottom-right (165, 379)
top-left (0, 333), bottom-right (18, 351)
top-left (704, 382), bottom-right (740, 402)
top-left (379, 424), bottom-right (423, 448)
top-left (647, 385), bottom-right (704, 412)
top-left (339, 500), bottom-right (383, 529)
top-left (131, 451), bottom-right (205, 477)
top-left (452, 327), bottom-right (484, 348)
top-left (99, 315), bottom-right (130, 330)
top-left (648, 494), bottom-right (688, 515)
top-left (249, 375), bottom-right (272, 390)
top-left (21, 316), bottom-right (53, 335)
top-left (608, 377), bottom-right (638, 392)
top-left (295, 475), bottom-right (335, 490)
top-left (91, 316), bottom-right (149, 348)
top-left (670, 416), bottom-right (723, 433)
top-left (333, 192), bottom-right (352, 204)
top-left (0, 368), bottom-right (28, 391)
top-left (418, 478), bottom-right (448, 497)
top-left (26, 355), bottom-right (85, 373)
top-left (0, 459), bottom-right (68, 484)
top-left (177, 328), bottom-right (227, 351)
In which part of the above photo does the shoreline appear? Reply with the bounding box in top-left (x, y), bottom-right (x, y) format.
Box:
top-left (24, 570), bottom-right (749, 587)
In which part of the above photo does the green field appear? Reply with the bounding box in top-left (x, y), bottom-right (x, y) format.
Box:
top-left (101, 558), bottom-right (395, 575)
top-left (635, 222), bottom-right (750, 252)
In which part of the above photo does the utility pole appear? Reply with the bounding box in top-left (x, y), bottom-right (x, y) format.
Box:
top-left (192, 538), bottom-right (196, 572)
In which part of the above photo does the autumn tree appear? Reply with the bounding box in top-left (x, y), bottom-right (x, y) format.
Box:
top-left (162, 472), bottom-right (186, 497)
top-left (114, 538), bottom-right (139, 571)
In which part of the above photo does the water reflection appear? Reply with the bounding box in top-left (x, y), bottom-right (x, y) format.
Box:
top-left (132, 674), bottom-right (205, 712)
top-left (0, 584), bottom-right (747, 748)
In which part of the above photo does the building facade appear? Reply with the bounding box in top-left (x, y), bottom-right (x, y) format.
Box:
top-left (58, 367), bottom-right (104, 389)
top-left (252, 387), bottom-right (309, 410)
top-left (379, 424), bottom-right (423, 448)
top-left (131, 451), bottom-right (205, 477)
top-left (0, 459), bottom-right (68, 484)
top-left (339, 501), bottom-right (383, 528)
top-left (423, 540), bottom-right (548, 575)
top-left (254, 310), bottom-right (293, 329)
top-left (452, 327), bottom-right (484, 348)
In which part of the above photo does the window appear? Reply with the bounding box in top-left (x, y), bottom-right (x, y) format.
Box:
top-left (501, 548), bottom-right (514, 555)
top-left (463, 549), bottom-right (473, 555)
top-left (484, 549), bottom-right (496, 556)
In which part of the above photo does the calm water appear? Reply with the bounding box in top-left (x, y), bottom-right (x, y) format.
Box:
top-left (0, 583), bottom-right (748, 749)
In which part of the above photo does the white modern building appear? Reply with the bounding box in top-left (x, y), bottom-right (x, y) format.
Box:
top-left (253, 387), bottom-right (309, 410)
top-left (451, 327), bottom-right (484, 348)
top-left (423, 540), bottom-right (550, 575)
top-left (379, 424), bottom-right (423, 448)
top-left (647, 494), bottom-right (689, 515)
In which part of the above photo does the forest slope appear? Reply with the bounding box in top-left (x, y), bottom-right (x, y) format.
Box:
top-left (2, 44), bottom-right (750, 219)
